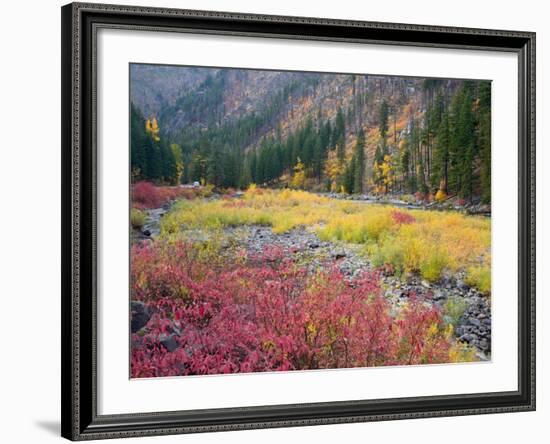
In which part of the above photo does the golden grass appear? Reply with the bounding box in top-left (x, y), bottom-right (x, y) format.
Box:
top-left (160, 187), bottom-right (491, 292)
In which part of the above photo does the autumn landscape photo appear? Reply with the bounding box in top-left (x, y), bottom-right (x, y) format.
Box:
top-left (129, 64), bottom-right (492, 378)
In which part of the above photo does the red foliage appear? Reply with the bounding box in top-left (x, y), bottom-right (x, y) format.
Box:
top-left (414, 191), bottom-right (426, 203)
top-left (130, 241), bottom-right (452, 377)
top-left (131, 181), bottom-right (202, 209)
top-left (132, 181), bottom-right (161, 209)
top-left (390, 210), bottom-right (416, 225)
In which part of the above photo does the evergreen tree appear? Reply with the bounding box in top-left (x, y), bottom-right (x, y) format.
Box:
top-left (249, 150), bottom-right (258, 183)
top-left (448, 91), bottom-right (463, 194)
top-left (478, 82), bottom-right (491, 203)
top-left (206, 145), bottom-right (225, 187)
top-left (170, 143), bottom-right (184, 184)
top-left (353, 129), bottom-right (365, 193)
top-left (343, 157), bottom-right (356, 194)
top-left (457, 87), bottom-right (475, 200)
top-left (335, 107), bottom-right (346, 164)
top-left (400, 138), bottom-right (411, 193)
top-left (130, 103), bottom-right (148, 179)
top-left (160, 141), bottom-right (177, 184)
top-left (433, 111), bottom-right (451, 193)
top-left (379, 100), bottom-right (389, 137)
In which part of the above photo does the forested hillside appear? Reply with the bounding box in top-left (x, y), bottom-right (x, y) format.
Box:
top-left (130, 65), bottom-right (491, 203)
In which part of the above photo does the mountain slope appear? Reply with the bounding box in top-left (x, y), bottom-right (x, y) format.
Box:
top-left (130, 65), bottom-right (490, 203)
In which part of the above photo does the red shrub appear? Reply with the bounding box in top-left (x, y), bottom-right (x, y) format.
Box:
top-left (130, 241), bottom-right (453, 377)
top-left (414, 191), bottom-right (425, 203)
top-left (131, 182), bottom-right (203, 209)
top-left (392, 295), bottom-right (452, 365)
top-left (391, 210), bottom-right (416, 225)
top-left (131, 242), bottom-right (449, 377)
top-left (132, 181), bottom-right (161, 209)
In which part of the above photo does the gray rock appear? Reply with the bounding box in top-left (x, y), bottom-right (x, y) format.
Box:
top-left (456, 279), bottom-right (469, 291)
top-left (131, 301), bottom-right (151, 333)
top-left (479, 339), bottom-right (489, 350)
top-left (160, 334), bottom-right (179, 352)
top-left (333, 251), bottom-right (347, 260)
top-left (468, 317), bottom-right (482, 327)
top-left (459, 333), bottom-right (475, 343)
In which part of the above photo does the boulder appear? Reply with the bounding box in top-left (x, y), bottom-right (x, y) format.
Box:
top-left (332, 251), bottom-right (347, 260)
top-left (468, 317), bottom-right (482, 328)
top-left (131, 301), bottom-right (151, 333)
top-left (160, 334), bottom-right (179, 353)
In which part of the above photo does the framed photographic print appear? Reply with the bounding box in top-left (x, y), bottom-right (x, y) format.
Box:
top-left (61, 2), bottom-right (536, 440)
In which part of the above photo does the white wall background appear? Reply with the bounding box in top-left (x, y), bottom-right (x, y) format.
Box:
top-left (0, 0), bottom-right (545, 443)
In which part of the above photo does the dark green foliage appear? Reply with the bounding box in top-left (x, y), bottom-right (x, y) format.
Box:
top-left (353, 129), bottom-right (366, 193)
top-left (130, 103), bottom-right (148, 178)
top-left (395, 81), bottom-right (491, 202)
top-left (433, 111), bottom-right (451, 192)
top-left (334, 107), bottom-right (346, 164)
top-left (130, 104), bottom-right (177, 184)
top-left (343, 156), bottom-right (356, 194)
top-left (478, 82), bottom-right (491, 203)
top-left (379, 100), bottom-right (389, 137)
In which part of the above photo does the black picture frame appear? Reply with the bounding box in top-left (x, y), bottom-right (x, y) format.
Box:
top-left (61, 2), bottom-right (536, 440)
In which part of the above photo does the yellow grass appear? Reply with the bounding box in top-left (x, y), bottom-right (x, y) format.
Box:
top-left (160, 187), bottom-right (491, 292)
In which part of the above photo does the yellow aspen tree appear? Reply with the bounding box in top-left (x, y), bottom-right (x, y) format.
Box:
top-left (290, 158), bottom-right (306, 189)
top-left (145, 117), bottom-right (161, 142)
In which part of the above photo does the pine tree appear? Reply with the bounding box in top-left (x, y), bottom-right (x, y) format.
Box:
top-left (130, 103), bottom-right (148, 179)
top-left (433, 111), bottom-right (451, 193)
top-left (170, 143), bottom-right (184, 185)
top-left (335, 107), bottom-right (346, 164)
top-left (249, 150), bottom-right (258, 184)
top-left (400, 138), bottom-right (411, 193)
top-left (478, 82), bottom-right (491, 203)
top-left (457, 87), bottom-right (475, 200)
top-left (160, 141), bottom-right (177, 184)
top-left (379, 100), bottom-right (389, 137)
top-left (343, 157), bottom-right (356, 194)
top-left (353, 129), bottom-right (365, 193)
top-left (448, 91), bottom-right (463, 194)
top-left (206, 145), bottom-right (225, 187)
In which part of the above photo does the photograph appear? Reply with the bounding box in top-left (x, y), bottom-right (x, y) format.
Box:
top-left (129, 64), bottom-right (492, 378)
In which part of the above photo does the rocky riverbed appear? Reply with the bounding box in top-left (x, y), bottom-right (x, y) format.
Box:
top-left (318, 192), bottom-right (491, 217)
top-left (133, 199), bottom-right (491, 360)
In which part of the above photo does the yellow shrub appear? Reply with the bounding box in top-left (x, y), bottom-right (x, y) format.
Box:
top-left (435, 189), bottom-right (447, 202)
top-left (130, 208), bottom-right (146, 228)
top-left (420, 250), bottom-right (448, 282)
top-left (465, 266), bottom-right (491, 295)
top-left (448, 341), bottom-right (478, 363)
